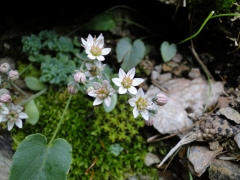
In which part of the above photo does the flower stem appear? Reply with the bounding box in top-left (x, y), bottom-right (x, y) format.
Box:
top-left (11, 82), bottom-right (28, 97)
top-left (17, 87), bottom-right (48, 106)
top-left (48, 95), bottom-right (72, 145)
top-left (177, 11), bottom-right (215, 45)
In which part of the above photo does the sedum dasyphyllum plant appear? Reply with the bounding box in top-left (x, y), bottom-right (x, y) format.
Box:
top-left (8, 33), bottom-right (168, 180)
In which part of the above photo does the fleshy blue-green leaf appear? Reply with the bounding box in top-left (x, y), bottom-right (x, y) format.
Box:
top-left (9, 134), bottom-right (72, 180)
top-left (160, 41), bottom-right (177, 62)
top-left (116, 38), bottom-right (145, 71)
top-left (25, 99), bottom-right (40, 125)
top-left (84, 12), bottom-right (116, 31)
top-left (103, 94), bottom-right (117, 113)
top-left (116, 37), bottom-right (132, 63)
top-left (24, 76), bottom-right (47, 91)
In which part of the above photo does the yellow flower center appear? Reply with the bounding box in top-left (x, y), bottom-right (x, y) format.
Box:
top-left (135, 97), bottom-right (148, 111)
top-left (97, 87), bottom-right (109, 99)
top-left (121, 76), bottom-right (133, 88)
top-left (90, 45), bottom-right (102, 56)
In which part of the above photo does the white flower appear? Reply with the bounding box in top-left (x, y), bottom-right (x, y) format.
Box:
top-left (112, 68), bottom-right (144, 95)
top-left (128, 88), bottom-right (154, 120)
top-left (88, 80), bottom-right (115, 107)
top-left (2, 103), bottom-right (28, 131)
top-left (81, 34), bottom-right (111, 61)
top-left (85, 61), bottom-right (106, 80)
top-left (0, 103), bottom-right (9, 122)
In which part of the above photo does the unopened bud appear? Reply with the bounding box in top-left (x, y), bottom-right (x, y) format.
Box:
top-left (8, 70), bottom-right (19, 81)
top-left (0, 63), bottom-right (11, 73)
top-left (0, 93), bottom-right (11, 103)
top-left (74, 71), bottom-right (86, 83)
top-left (67, 81), bottom-right (79, 95)
top-left (154, 93), bottom-right (168, 106)
top-left (86, 86), bottom-right (94, 94)
top-left (144, 118), bottom-right (154, 126)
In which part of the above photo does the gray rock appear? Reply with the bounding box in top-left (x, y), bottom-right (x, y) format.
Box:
top-left (208, 159), bottom-right (240, 180)
top-left (188, 144), bottom-right (222, 177)
top-left (144, 153), bottom-right (160, 166)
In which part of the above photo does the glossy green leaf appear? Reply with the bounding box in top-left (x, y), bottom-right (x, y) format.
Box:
top-left (160, 41), bottom-right (177, 62)
top-left (116, 38), bottom-right (145, 71)
top-left (25, 99), bottom-right (40, 125)
top-left (9, 134), bottom-right (72, 180)
top-left (84, 12), bottom-right (116, 31)
top-left (103, 94), bottom-right (117, 113)
top-left (24, 76), bottom-right (47, 91)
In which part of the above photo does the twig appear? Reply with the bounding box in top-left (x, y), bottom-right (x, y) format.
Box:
top-left (189, 40), bottom-right (215, 81)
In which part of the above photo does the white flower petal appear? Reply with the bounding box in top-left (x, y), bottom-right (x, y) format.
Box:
top-left (102, 80), bottom-right (110, 87)
top-left (88, 54), bottom-right (96, 60)
top-left (0, 114), bottom-right (2, 122)
top-left (133, 106), bottom-right (139, 118)
top-left (98, 39), bottom-right (104, 48)
top-left (93, 82), bottom-right (102, 89)
top-left (132, 78), bottom-right (144, 86)
top-left (87, 34), bottom-right (94, 45)
top-left (96, 33), bottom-right (103, 42)
top-left (16, 105), bottom-right (23, 113)
top-left (19, 112), bottom-right (28, 119)
top-left (93, 98), bottom-right (103, 106)
top-left (109, 88), bottom-right (115, 95)
top-left (97, 56), bottom-right (105, 61)
top-left (112, 78), bottom-right (122, 86)
top-left (1, 115), bottom-right (7, 122)
top-left (128, 86), bottom-right (137, 95)
top-left (127, 68), bottom-right (135, 79)
top-left (88, 91), bottom-right (97, 97)
top-left (101, 65), bottom-right (106, 71)
top-left (81, 38), bottom-right (87, 47)
top-left (119, 86), bottom-right (127, 94)
top-left (119, 68), bottom-right (126, 79)
top-left (141, 110), bottom-right (149, 120)
top-left (85, 63), bottom-right (92, 70)
top-left (101, 48), bottom-right (111, 55)
top-left (136, 88), bottom-right (144, 98)
top-left (15, 119), bottom-right (23, 128)
top-left (2, 107), bottom-right (9, 114)
top-left (104, 96), bottom-right (111, 107)
top-left (128, 98), bottom-right (136, 107)
top-left (7, 121), bottom-right (14, 131)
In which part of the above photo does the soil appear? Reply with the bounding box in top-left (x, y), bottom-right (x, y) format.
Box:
top-left (0, 1), bottom-right (240, 180)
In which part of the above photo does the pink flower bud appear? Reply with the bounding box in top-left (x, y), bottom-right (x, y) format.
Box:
top-left (67, 82), bottom-right (78, 95)
top-left (74, 71), bottom-right (86, 83)
top-left (144, 118), bottom-right (154, 126)
top-left (0, 63), bottom-right (11, 73)
top-left (154, 93), bottom-right (168, 106)
top-left (86, 86), bottom-right (94, 94)
top-left (8, 70), bottom-right (19, 81)
top-left (0, 93), bottom-right (11, 103)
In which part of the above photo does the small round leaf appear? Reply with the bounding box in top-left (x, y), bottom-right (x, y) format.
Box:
top-left (160, 41), bottom-right (177, 62)
top-left (25, 99), bottom-right (40, 125)
top-left (25, 76), bottom-right (47, 91)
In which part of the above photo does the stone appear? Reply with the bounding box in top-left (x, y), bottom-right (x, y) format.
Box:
top-left (188, 144), bottom-right (223, 177)
top-left (144, 153), bottom-right (160, 166)
top-left (208, 159), bottom-right (240, 180)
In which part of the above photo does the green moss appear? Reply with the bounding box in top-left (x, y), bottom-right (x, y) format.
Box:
top-left (10, 89), bottom-right (158, 180)
top-left (189, 0), bottom-right (236, 14)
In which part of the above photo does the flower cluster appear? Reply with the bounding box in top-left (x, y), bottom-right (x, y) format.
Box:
top-left (0, 62), bottom-right (28, 131)
top-left (69, 33), bottom-right (168, 125)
